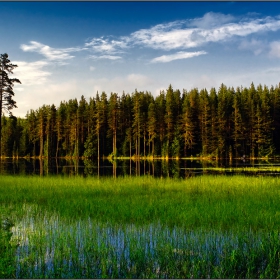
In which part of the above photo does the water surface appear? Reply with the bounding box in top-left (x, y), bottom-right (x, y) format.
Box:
top-left (1, 158), bottom-right (280, 177)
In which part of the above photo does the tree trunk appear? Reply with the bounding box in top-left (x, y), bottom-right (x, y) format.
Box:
top-left (40, 123), bottom-right (43, 158)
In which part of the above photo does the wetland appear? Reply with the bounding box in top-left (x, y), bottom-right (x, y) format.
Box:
top-left (1, 171), bottom-right (280, 278)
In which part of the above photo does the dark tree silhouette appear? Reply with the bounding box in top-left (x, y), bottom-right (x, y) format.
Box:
top-left (0, 53), bottom-right (21, 157)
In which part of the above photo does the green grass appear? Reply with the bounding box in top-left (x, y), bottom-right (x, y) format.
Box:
top-left (1, 175), bottom-right (280, 230)
top-left (1, 175), bottom-right (280, 278)
top-left (0, 207), bottom-right (16, 278)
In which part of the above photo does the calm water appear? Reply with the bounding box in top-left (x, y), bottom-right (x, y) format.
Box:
top-left (1, 158), bottom-right (280, 177)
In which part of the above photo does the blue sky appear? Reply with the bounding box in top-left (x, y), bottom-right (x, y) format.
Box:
top-left (1, 2), bottom-right (280, 117)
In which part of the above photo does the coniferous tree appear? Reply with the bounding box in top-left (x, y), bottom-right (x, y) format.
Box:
top-left (56, 101), bottom-right (66, 157)
top-left (132, 90), bottom-right (142, 157)
top-left (25, 109), bottom-right (38, 157)
top-left (271, 84), bottom-right (280, 154)
top-left (155, 91), bottom-right (166, 156)
top-left (83, 96), bottom-right (96, 158)
top-left (217, 84), bottom-right (233, 158)
top-left (199, 88), bottom-right (211, 156)
top-left (141, 91), bottom-right (153, 157)
top-left (258, 85), bottom-right (275, 156)
top-left (181, 92), bottom-right (196, 157)
top-left (0, 53), bottom-right (21, 156)
top-left (232, 87), bottom-right (245, 158)
top-left (107, 93), bottom-right (119, 156)
top-left (37, 106), bottom-right (46, 158)
top-left (66, 99), bottom-right (78, 157)
top-left (188, 88), bottom-right (200, 155)
top-left (208, 88), bottom-right (218, 157)
top-left (77, 95), bottom-right (88, 157)
top-left (147, 102), bottom-right (157, 157)
top-left (165, 85), bottom-right (175, 156)
top-left (247, 83), bottom-right (258, 157)
top-left (100, 92), bottom-right (108, 157)
top-left (44, 104), bottom-right (57, 158)
top-left (172, 89), bottom-right (182, 158)
top-left (119, 92), bottom-right (133, 156)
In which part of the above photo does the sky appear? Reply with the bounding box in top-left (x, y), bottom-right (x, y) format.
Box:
top-left (1, 2), bottom-right (280, 118)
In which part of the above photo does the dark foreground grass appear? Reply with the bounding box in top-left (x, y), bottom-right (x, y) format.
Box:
top-left (0, 175), bottom-right (280, 278)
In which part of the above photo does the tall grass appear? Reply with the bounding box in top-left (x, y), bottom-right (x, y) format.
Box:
top-left (1, 175), bottom-right (280, 230)
top-left (0, 207), bottom-right (16, 278)
top-left (1, 175), bottom-right (280, 278)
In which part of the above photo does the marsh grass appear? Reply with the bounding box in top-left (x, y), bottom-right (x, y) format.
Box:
top-left (1, 175), bottom-right (280, 278)
top-left (1, 175), bottom-right (280, 230)
top-left (0, 207), bottom-right (16, 278)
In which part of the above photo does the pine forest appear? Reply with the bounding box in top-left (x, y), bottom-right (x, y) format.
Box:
top-left (2, 82), bottom-right (280, 160)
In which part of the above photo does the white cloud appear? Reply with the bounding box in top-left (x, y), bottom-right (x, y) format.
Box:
top-left (85, 36), bottom-right (129, 54)
top-left (84, 13), bottom-right (280, 62)
top-left (269, 41), bottom-right (280, 58)
top-left (89, 55), bottom-right (122, 60)
top-left (89, 66), bottom-right (95, 71)
top-left (188, 12), bottom-right (235, 29)
top-left (130, 15), bottom-right (280, 51)
top-left (238, 39), bottom-right (265, 55)
top-left (12, 60), bottom-right (51, 86)
top-left (21, 41), bottom-right (87, 62)
top-left (20, 14), bottom-right (280, 66)
top-left (151, 51), bottom-right (207, 63)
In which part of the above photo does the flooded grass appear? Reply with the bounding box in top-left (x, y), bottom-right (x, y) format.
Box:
top-left (1, 175), bottom-right (280, 278)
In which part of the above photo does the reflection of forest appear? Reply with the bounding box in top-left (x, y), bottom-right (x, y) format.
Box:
top-left (1, 158), bottom-right (280, 178)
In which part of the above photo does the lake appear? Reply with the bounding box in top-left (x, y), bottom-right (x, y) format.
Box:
top-left (1, 157), bottom-right (280, 177)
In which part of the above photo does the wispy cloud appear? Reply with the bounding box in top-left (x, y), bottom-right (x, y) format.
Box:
top-left (20, 41), bottom-right (87, 63)
top-left (151, 51), bottom-right (207, 63)
top-left (12, 60), bottom-right (51, 86)
top-left (89, 55), bottom-right (122, 60)
top-left (85, 36), bottom-right (129, 54)
top-left (20, 13), bottom-right (280, 66)
top-left (188, 12), bottom-right (235, 28)
top-left (131, 16), bottom-right (280, 51)
top-left (84, 13), bottom-right (280, 63)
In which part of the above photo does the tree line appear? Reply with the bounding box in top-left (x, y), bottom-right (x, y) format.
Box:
top-left (1, 82), bottom-right (280, 159)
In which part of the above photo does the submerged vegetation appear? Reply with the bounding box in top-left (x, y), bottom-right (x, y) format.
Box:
top-left (1, 175), bottom-right (280, 278)
top-left (1, 82), bottom-right (280, 159)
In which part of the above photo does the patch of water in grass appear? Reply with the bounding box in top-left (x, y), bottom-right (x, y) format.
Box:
top-left (10, 204), bottom-right (280, 278)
